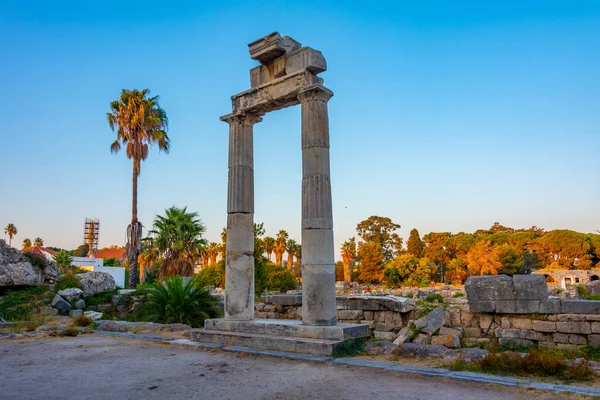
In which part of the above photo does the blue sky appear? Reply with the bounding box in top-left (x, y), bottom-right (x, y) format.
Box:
top-left (1, 1), bottom-right (599, 255)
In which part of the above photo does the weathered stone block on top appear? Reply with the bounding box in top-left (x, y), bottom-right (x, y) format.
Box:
top-left (465, 275), bottom-right (514, 302)
top-left (250, 47), bottom-right (327, 88)
top-left (561, 300), bottom-right (600, 314)
top-left (513, 274), bottom-right (548, 300)
top-left (248, 32), bottom-right (301, 64)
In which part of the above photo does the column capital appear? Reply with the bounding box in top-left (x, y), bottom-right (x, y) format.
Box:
top-left (298, 85), bottom-right (334, 103)
top-left (220, 112), bottom-right (263, 126)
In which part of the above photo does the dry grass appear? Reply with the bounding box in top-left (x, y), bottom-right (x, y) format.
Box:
top-left (71, 315), bottom-right (93, 327)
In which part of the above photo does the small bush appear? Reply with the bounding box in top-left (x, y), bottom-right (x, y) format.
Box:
top-left (23, 252), bottom-right (47, 270)
top-left (195, 265), bottom-right (225, 288)
top-left (577, 285), bottom-right (588, 297)
top-left (71, 315), bottom-right (93, 327)
top-left (405, 293), bottom-right (414, 298)
top-left (452, 292), bottom-right (465, 298)
top-left (140, 276), bottom-right (220, 328)
top-left (332, 339), bottom-right (365, 357)
top-left (55, 275), bottom-right (82, 291)
top-left (585, 294), bottom-right (600, 301)
top-left (59, 327), bottom-right (80, 337)
top-left (264, 266), bottom-right (297, 293)
top-left (424, 293), bottom-right (444, 303)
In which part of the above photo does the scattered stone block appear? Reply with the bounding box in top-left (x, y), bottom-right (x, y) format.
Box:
top-left (374, 323), bottom-right (398, 332)
top-left (58, 288), bottom-right (83, 302)
top-left (76, 271), bottom-right (116, 296)
top-left (84, 311), bottom-right (103, 321)
top-left (439, 327), bottom-right (462, 338)
top-left (393, 327), bottom-right (410, 346)
top-left (398, 343), bottom-right (449, 359)
top-left (414, 307), bottom-right (445, 335)
top-left (364, 341), bottom-right (399, 356)
top-left (51, 294), bottom-right (71, 314)
top-left (74, 299), bottom-right (86, 309)
top-left (413, 334), bottom-right (431, 344)
top-left (431, 334), bottom-right (460, 348)
top-left (69, 309), bottom-right (83, 318)
top-left (373, 331), bottom-right (395, 341)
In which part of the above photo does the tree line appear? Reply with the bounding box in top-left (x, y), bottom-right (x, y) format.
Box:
top-left (337, 218), bottom-right (600, 287)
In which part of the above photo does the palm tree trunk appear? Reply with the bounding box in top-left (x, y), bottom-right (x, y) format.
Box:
top-left (344, 261), bottom-right (352, 283)
top-left (127, 161), bottom-right (141, 288)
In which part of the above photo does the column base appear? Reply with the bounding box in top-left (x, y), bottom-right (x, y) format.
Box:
top-left (191, 318), bottom-right (369, 356)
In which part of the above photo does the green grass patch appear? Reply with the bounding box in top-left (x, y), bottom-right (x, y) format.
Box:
top-left (452, 292), bottom-right (465, 298)
top-left (585, 294), bottom-right (600, 301)
top-left (55, 275), bottom-right (82, 291)
top-left (424, 293), bottom-right (444, 303)
top-left (0, 286), bottom-right (52, 321)
top-left (85, 289), bottom-right (119, 306)
top-left (448, 349), bottom-right (594, 382)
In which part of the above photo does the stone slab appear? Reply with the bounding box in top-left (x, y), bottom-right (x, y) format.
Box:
top-left (200, 318), bottom-right (369, 341)
top-left (190, 329), bottom-right (343, 356)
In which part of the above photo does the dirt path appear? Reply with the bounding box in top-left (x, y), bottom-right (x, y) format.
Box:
top-left (0, 335), bottom-right (588, 400)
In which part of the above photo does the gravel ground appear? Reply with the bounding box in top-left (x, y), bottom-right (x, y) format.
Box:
top-left (0, 335), bottom-right (588, 400)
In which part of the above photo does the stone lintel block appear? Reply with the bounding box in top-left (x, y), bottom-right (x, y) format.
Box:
top-left (513, 274), bottom-right (548, 300)
top-left (345, 297), bottom-right (383, 311)
top-left (227, 166), bottom-right (254, 213)
top-left (532, 321), bottom-right (557, 333)
top-left (226, 213), bottom-right (254, 254)
top-left (231, 70), bottom-right (323, 115)
top-left (286, 47), bottom-right (327, 75)
top-left (465, 275), bottom-right (514, 302)
top-left (224, 253), bottom-right (255, 320)
top-left (301, 229), bottom-right (334, 265)
top-left (302, 263), bottom-right (336, 326)
top-left (539, 299), bottom-right (561, 314)
top-left (248, 32), bottom-right (301, 64)
top-left (302, 147), bottom-right (330, 178)
top-left (495, 300), bottom-right (518, 314)
top-left (514, 300), bottom-right (541, 314)
top-left (561, 300), bottom-right (600, 314)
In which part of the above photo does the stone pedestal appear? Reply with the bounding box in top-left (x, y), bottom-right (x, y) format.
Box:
top-left (299, 85), bottom-right (336, 326)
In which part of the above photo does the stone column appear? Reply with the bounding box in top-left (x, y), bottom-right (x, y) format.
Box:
top-left (298, 85), bottom-right (336, 326)
top-left (221, 112), bottom-right (262, 321)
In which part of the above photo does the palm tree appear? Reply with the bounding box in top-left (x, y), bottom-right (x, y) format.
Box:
top-left (148, 206), bottom-right (207, 279)
top-left (286, 239), bottom-right (297, 271)
top-left (341, 237), bottom-right (357, 283)
top-left (200, 247), bottom-right (209, 269)
top-left (294, 244), bottom-right (302, 276)
top-left (53, 250), bottom-right (73, 274)
top-left (138, 242), bottom-right (159, 283)
top-left (22, 238), bottom-right (31, 249)
top-left (108, 88), bottom-right (170, 287)
top-left (218, 228), bottom-right (227, 259)
top-left (273, 230), bottom-right (288, 266)
top-left (207, 242), bottom-right (219, 265)
top-left (33, 237), bottom-right (43, 247)
top-left (264, 236), bottom-right (275, 262)
top-left (4, 223), bottom-right (17, 247)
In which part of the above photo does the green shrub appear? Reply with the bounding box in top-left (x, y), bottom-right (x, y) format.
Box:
top-left (424, 293), bottom-right (444, 303)
top-left (332, 339), bottom-right (365, 357)
top-left (22, 252), bottom-right (47, 270)
top-left (577, 285), bottom-right (588, 297)
top-left (405, 293), bottom-right (414, 298)
top-left (264, 265), bottom-right (297, 293)
top-left (55, 275), bottom-right (82, 291)
top-left (452, 292), bottom-right (465, 298)
top-left (585, 294), bottom-right (600, 301)
top-left (140, 276), bottom-right (220, 328)
top-left (195, 265), bottom-right (225, 288)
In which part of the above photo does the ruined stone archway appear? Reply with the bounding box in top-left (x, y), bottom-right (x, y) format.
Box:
top-left (191, 33), bottom-right (369, 355)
